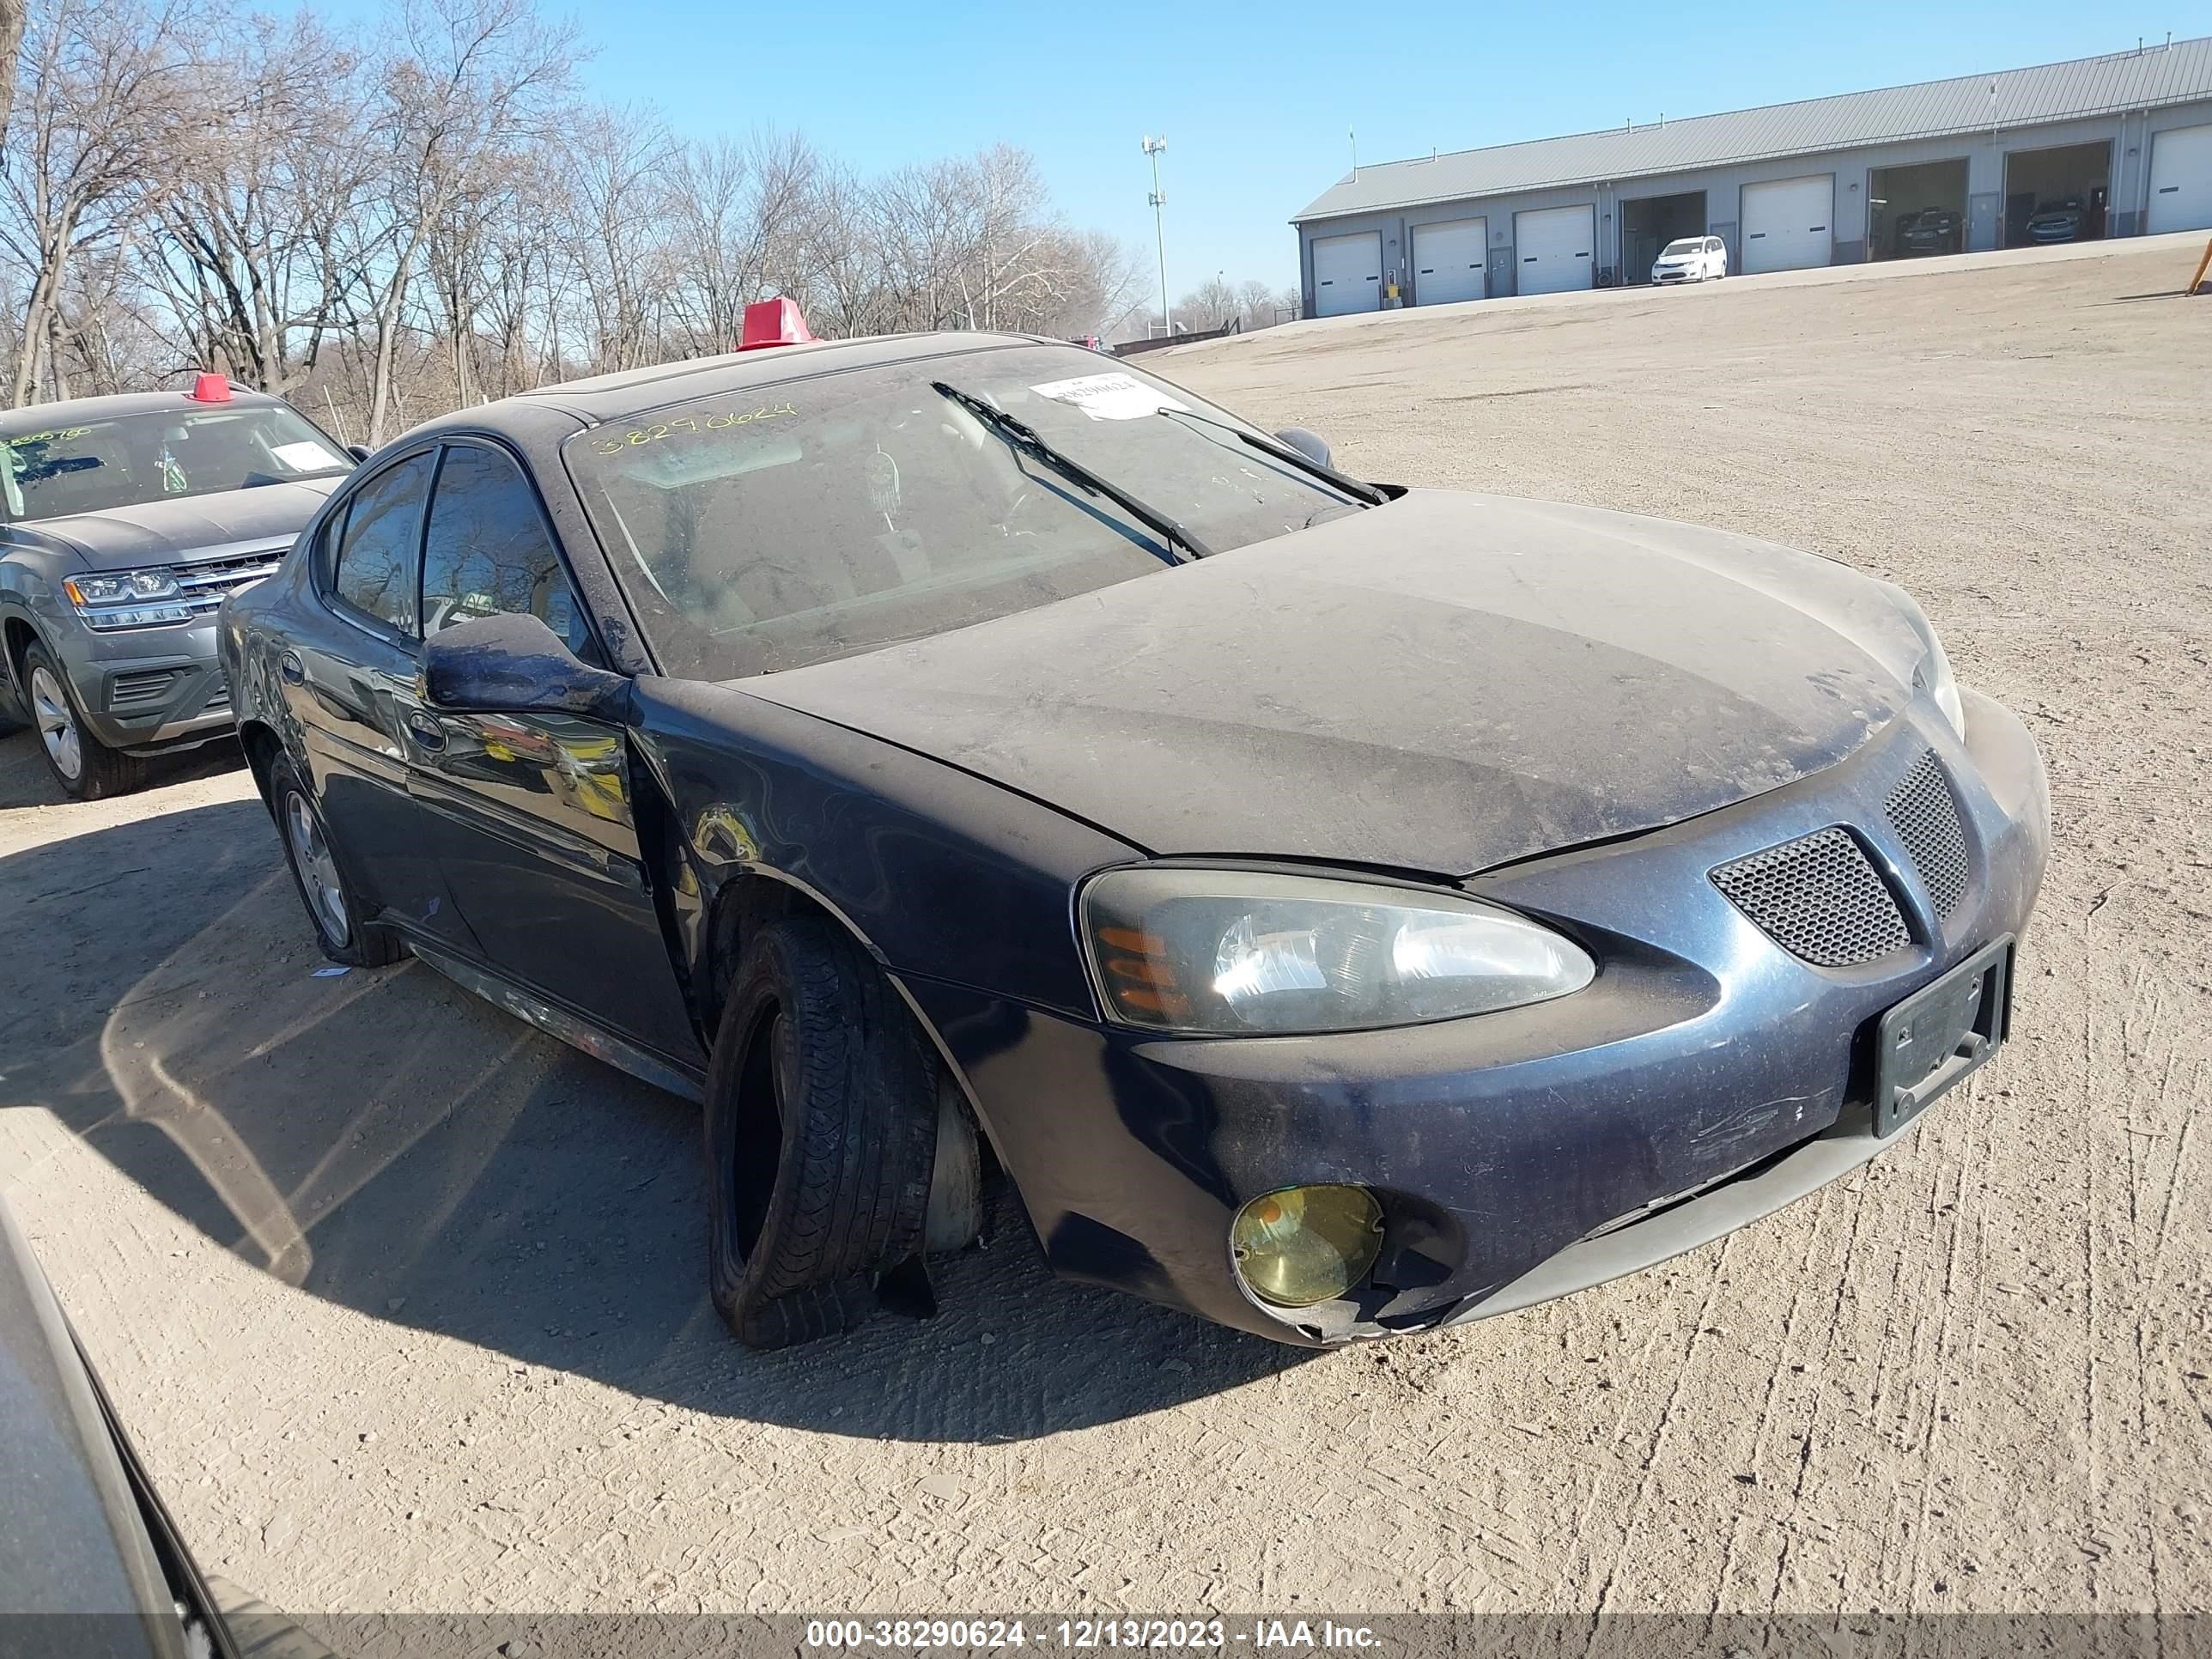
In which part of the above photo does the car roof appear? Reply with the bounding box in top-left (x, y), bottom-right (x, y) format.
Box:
top-left (454, 330), bottom-right (1064, 430)
top-left (0, 386), bottom-right (284, 434)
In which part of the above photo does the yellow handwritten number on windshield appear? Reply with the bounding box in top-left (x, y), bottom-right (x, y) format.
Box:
top-left (590, 404), bottom-right (797, 456)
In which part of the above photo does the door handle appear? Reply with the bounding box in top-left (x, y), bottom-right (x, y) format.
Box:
top-left (279, 651), bottom-right (305, 684)
top-left (405, 708), bottom-right (447, 750)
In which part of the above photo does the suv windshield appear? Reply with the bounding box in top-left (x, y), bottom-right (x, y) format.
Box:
top-left (563, 343), bottom-right (1371, 679)
top-left (1661, 238), bottom-right (1705, 256)
top-left (0, 402), bottom-right (350, 524)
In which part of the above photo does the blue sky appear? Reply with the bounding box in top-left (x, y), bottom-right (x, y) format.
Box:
top-left (353, 2), bottom-right (2178, 300)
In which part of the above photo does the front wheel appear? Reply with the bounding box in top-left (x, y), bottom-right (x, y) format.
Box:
top-left (703, 917), bottom-right (940, 1349)
top-left (22, 641), bottom-right (148, 800)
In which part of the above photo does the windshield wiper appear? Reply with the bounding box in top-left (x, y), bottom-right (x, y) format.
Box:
top-left (931, 380), bottom-right (1212, 562)
top-left (1155, 407), bottom-right (1389, 506)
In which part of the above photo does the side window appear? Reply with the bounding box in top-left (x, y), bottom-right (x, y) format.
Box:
top-left (332, 451), bottom-right (435, 634)
top-left (420, 443), bottom-right (595, 661)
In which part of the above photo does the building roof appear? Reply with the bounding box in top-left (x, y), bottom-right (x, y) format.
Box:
top-left (1295, 37), bottom-right (2212, 223)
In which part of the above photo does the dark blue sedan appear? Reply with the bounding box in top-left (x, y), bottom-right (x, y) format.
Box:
top-left (218, 310), bottom-right (2049, 1348)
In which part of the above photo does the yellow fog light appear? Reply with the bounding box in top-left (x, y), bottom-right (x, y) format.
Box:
top-left (1231, 1184), bottom-right (1384, 1308)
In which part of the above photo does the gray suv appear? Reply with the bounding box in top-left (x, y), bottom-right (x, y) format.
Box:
top-left (0, 380), bottom-right (356, 798)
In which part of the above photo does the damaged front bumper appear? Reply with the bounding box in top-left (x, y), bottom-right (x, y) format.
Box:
top-left (914, 689), bottom-right (2048, 1346)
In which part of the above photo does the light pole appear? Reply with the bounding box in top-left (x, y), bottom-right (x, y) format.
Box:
top-left (1141, 135), bottom-right (1169, 337)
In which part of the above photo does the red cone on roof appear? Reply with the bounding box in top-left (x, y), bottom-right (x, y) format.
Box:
top-left (191, 373), bottom-right (232, 402)
top-left (738, 298), bottom-right (815, 351)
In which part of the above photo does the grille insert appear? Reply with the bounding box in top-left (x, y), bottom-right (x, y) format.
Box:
top-left (1711, 828), bottom-right (1911, 967)
top-left (170, 548), bottom-right (286, 614)
top-left (1885, 749), bottom-right (1969, 919)
top-left (108, 668), bottom-right (179, 709)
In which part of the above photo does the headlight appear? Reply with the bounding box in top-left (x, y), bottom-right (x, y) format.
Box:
top-left (1876, 580), bottom-right (1966, 739)
top-left (63, 569), bottom-right (191, 629)
top-left (1081, 866), bottom-right (1595, 1036)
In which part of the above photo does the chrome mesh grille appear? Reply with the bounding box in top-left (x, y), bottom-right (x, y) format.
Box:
top-left (1885, 749), bottom-right (1970, 919)
top-left (1711, 828), bottom-right (1911, 967)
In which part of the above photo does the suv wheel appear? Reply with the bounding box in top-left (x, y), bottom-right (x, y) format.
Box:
top-left (22, 641), bottom-right (148, 800)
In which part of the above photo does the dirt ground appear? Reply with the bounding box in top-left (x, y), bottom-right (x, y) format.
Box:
top-left (2, 236), bottom-right (2207, 1620)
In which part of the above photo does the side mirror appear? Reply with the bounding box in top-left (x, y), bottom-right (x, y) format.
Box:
top-left (1274, 427), bottom-right (1332, 468)
top-left (346, 443), bottom-right (372, 463)
top-left (420, 612), bottom-right (633, 724)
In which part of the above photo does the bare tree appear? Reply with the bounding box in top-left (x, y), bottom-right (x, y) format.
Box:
top-left (0, 0), bottom-right (1172, 422)
top-left (0, 0), bottom-right (206, 404)
top-left (1176, 275), bottom-right (1240, 331)
top-left (560, 105), bottom-right (675, 372)
top-left (0, 0), bottom-right (27, 143)
top-left (137, 10), bottom-right (369, 392)
top-left (346, 0), bottom-right (577, 441)
top-left (661, 128), bottom-right (817, 356)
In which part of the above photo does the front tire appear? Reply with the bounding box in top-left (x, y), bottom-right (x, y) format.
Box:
top-left (269, 756), bottom-right (406, 967)
top-left (22, 641), bottom-right (148, 800)
top-left (703, 917), bottom-right (939, 1349)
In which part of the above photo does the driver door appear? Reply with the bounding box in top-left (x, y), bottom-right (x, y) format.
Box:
top-left (406, 439), bottom-right (700, 1065)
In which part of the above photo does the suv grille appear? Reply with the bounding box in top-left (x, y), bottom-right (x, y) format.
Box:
top-left (1711, 828), bottom-right (1911, 967)
top-left (1885, 749), bottom-right (1969, 919)
top-left (171, 547), bottom-right (286, 615)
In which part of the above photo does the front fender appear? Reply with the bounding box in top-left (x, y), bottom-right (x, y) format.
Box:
top-left (626, 675), bottom-right (1137, 1028)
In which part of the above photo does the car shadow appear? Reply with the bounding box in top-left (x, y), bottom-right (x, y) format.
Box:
top-left (0, 726), bottom-right (244, 810)
top-left (0, 797), bottom-right (1307, 1443)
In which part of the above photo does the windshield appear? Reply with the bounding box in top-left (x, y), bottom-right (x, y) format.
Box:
top-left (563, 344), bottom-right (1370, 680)
top-left (0, 402), bottom-right (350, 524)
top-left (1661, 239), bottom-right (1705, 256)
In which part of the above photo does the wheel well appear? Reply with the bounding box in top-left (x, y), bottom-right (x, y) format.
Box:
top-left (3, 617), bottom-right (39, 695)
top-left (235, 720), bottom-right (283, 814)
top-left (701, 870), bottom-right (1004, 1236)
top-left (701, 874), bottom-right (832, 1042)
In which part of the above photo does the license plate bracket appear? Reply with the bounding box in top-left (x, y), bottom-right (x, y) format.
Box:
top-left (1873, 936), bottom-right (2014, 1137)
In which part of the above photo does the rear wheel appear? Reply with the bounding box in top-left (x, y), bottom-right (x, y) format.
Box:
top-left (269, 756), bottom-right (405, 967)
top-left (23, 641), bottom-right (148, 800)
top-left (703, 917), bottom-right (939, 1349)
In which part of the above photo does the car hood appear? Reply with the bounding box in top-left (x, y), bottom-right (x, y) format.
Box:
top-left (20, 479), bottom-right (338, 571)
top-left (737, 489), bottom-right (1927, 876)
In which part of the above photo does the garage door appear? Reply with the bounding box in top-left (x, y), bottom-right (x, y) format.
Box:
top-left (1513, 205), bottom-right (1594, 296)
top-left (1741, 175), bottom-right (1834, 274)
top-left (1412, 217), bottom-right (1487, 305)
top-left (1312, 231), bottom-right (1382, 317)
top-left (2147, 123), bottom-right (2212, 234)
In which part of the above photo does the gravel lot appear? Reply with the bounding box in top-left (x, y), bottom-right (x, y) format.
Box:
top-left (2, 235), bottom-right (2207, 1620)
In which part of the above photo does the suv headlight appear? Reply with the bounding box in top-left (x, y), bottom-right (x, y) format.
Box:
top-left (1081, 866), bottom-right (1595, 1036)
top-left (1876, 580), bottom-right (1966, 738)
top-left (63, 569), bottom-right (191, 629)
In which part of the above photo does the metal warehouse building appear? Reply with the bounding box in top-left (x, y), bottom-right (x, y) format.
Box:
top-left (1294, 38), bottom-right (2212, 314)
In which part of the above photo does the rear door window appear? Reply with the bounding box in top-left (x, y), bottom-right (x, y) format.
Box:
top-left (418, 442), bottom-right (594, 660)
top-left (331, 451), bottom-right (435, 635)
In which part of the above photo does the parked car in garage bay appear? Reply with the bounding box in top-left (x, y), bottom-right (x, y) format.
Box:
top-left (0, 380), bottom-right (357, 799)
top-left (220, 308), bottom-right (2049, 1351)
top-left (1899, 208), bottom-right (1964, 256)
top-left (2026, 198), bottom-right (2087, 244)
top-left (1650, 234), bottom-right (1728, 283)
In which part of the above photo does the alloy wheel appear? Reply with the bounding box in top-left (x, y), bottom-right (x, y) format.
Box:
top-left (28, 665), bottom-right (82, 782)
top-left (284, 789), bottom-right (351, 947)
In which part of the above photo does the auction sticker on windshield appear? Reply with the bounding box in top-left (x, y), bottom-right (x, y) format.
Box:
top-left (1030, 372), bottom-right (1186, 421)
